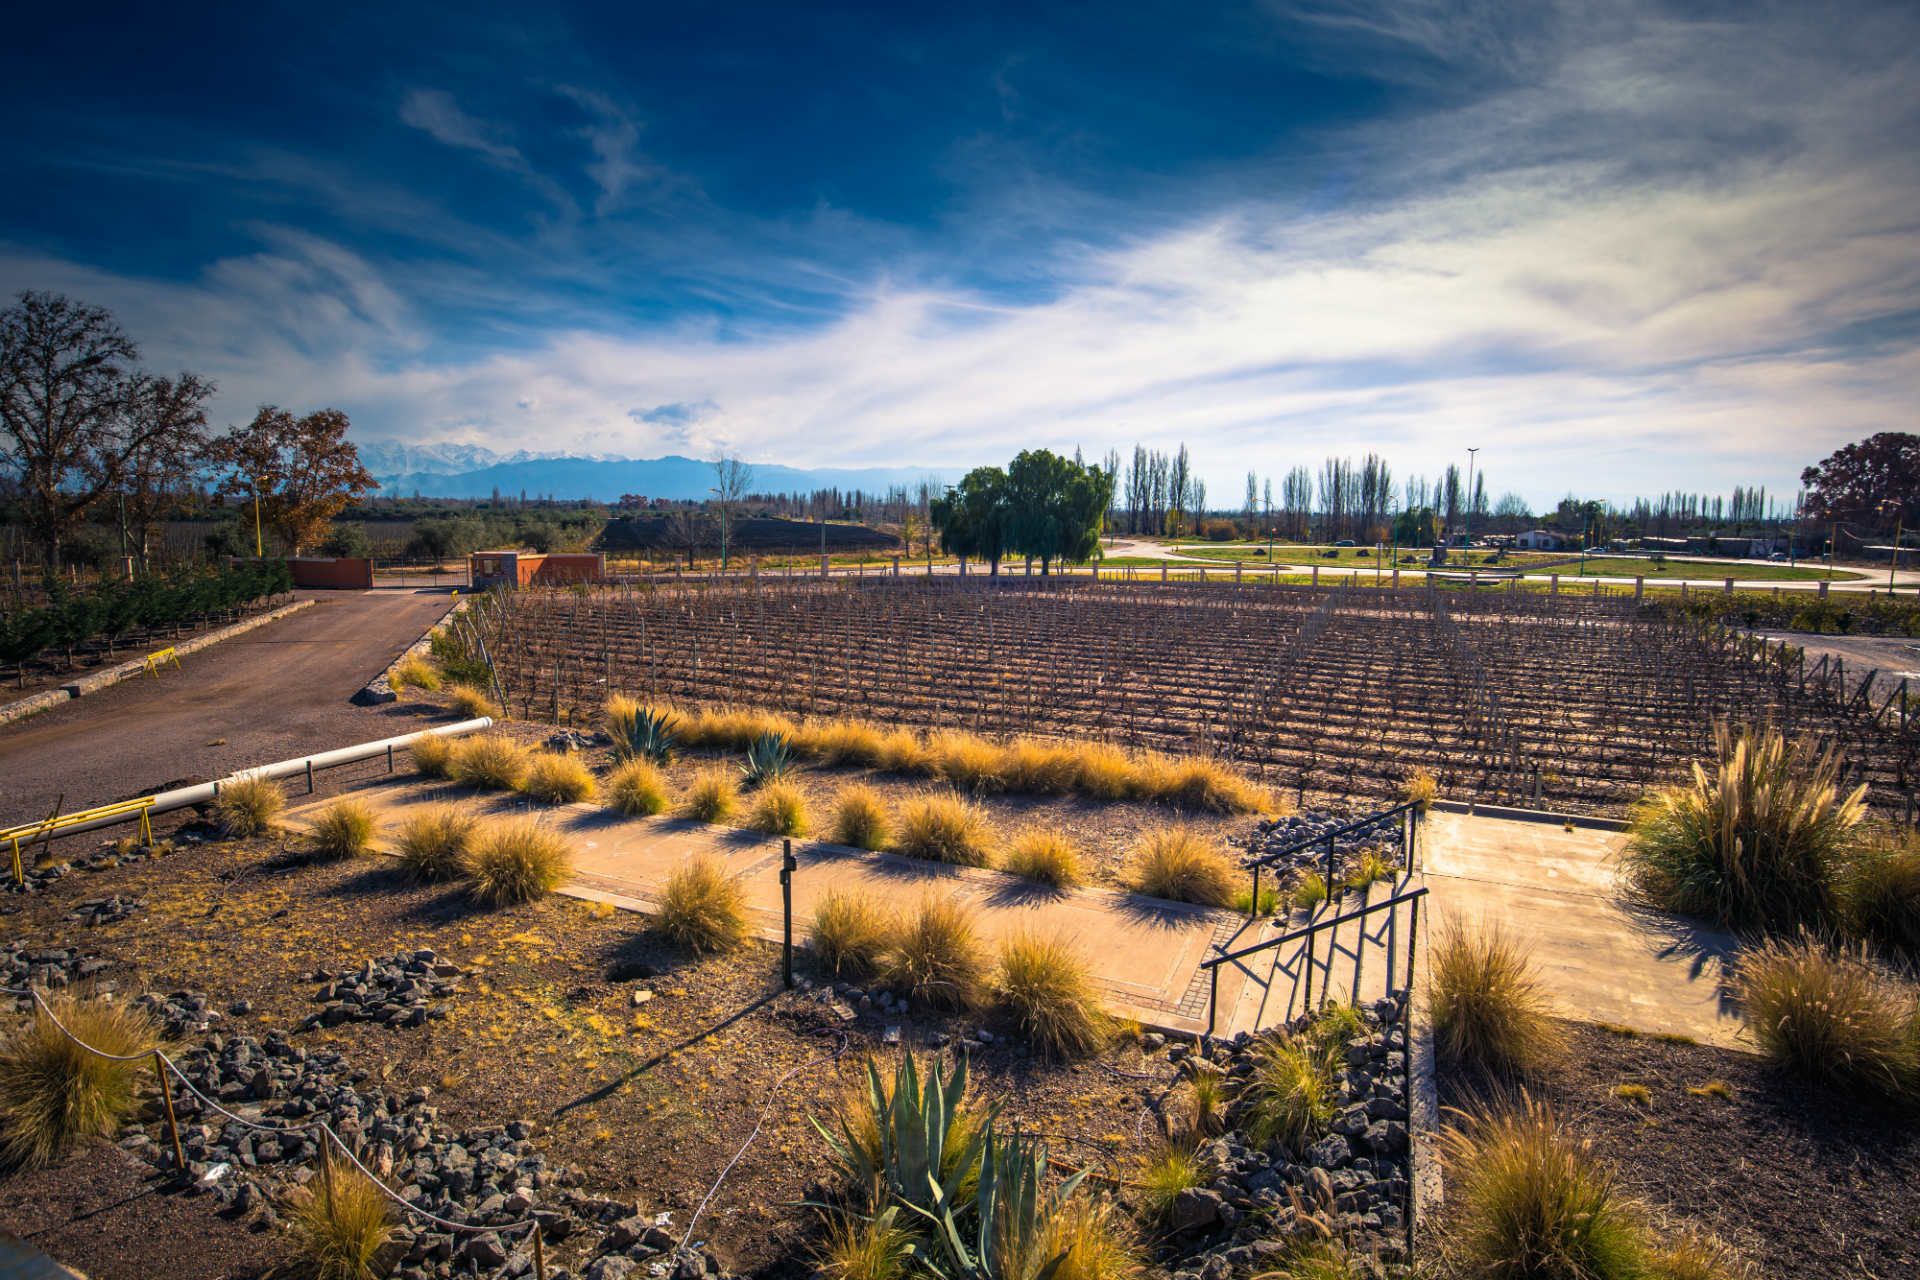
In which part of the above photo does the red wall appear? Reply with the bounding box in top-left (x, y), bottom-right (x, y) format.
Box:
top-left (289, 557), bottom-right (374, 589)
top-left (531, 553), bottom-right (605, 585)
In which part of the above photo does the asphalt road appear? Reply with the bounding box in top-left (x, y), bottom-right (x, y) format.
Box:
top-left (0, 590), bottom-right (456, 826)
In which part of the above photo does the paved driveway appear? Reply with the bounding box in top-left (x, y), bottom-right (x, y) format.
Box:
top-left (0, 590), bottom-right (455, 826)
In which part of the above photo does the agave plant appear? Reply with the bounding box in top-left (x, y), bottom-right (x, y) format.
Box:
top-left (813, 1054), bottom-right (992, 1220)
top-left (612, 706), bottom-right (679, 764)
top-left (741, 731), bottom-right (796, 788)
top-left (913, 1133), bottom-right (1083, 1280)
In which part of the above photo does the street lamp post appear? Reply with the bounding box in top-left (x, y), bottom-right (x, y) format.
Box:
top-left (1883, 501), bottom-right (1903, 594)
top-left (1463, 447), bottom-right (1480, 551)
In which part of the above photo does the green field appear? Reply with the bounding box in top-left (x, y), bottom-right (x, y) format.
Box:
top-left (1552, 556), bottom-right (1853, 582)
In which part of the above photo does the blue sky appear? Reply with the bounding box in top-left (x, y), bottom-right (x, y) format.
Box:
top-left (2, 0), bottom-right (1917, 505)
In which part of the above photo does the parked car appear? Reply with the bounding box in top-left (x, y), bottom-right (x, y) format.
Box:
top-left (1334, 539), bottom-right (1355, 547)
top-left (1768, 551), bottom-right (1787, 561)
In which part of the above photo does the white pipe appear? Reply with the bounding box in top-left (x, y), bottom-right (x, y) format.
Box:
top-left (53, 718), bottom-right (495, 840)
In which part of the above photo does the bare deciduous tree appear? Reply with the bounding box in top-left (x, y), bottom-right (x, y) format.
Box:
top-left (711, 454), bottom-right (754, 571)
top-left (0, 291), bottom-right (212, 568)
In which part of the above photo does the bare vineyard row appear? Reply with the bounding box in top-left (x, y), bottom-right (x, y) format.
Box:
top-left (480, 578), bottom-right (1919, 816)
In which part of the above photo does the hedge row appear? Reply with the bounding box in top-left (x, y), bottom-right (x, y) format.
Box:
top-left (0, 560), bottom-right (294, 673)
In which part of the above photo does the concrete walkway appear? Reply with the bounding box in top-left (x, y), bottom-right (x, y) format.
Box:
top-left (285, 781), bottom-right (1747, 1047)
top-left (1421, 810), bottom-right (1744, 1048)
top-left (283, 778), bottom-right (1261, 1037)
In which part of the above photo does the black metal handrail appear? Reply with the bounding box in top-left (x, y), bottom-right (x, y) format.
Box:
top-left (1200, 884), bottom-right (1428, 1032)
top-left (1241, 800), bottom-right (1422, 917)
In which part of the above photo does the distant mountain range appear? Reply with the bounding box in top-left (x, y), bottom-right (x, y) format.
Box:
top-left (358, 443), bottom-right (953, 502)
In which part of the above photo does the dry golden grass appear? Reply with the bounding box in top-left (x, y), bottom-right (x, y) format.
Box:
top-left (1000, 739), bottom-right (1083, 793)
top-left (309, 798), bottom-right (376, 860)
top-left (796, 718), bottom-right (889, 768)
top-left (518, 750), bottom-right (597, 804)
top-left (285, 1149), bottom-right (395, 1280)
top-left (875, 728), bottom-right (932, 774)
top-left (1134, 753), bottom-right (1276, 814)
top-left (0, 993), bottom-right (159, 1169)
top-left (1071, 742), bottom-right (1139, 801)
top-left (894, 792), bottom-right (995, 866)
top-left (390, 655), bottom-right (440, 693)
top-left (995, 932), bottom-right (1111, 1058)
top-left (214, 774), bottom-right (284, 837)
top-left (684, 706), bottom-right (799, 751)
top-left (1735, 936), bottom-right (1919, 1099)
top-left (410, 733), bottom-right (453, 778)
top-left (1437, 1096), bottom-right (1650, 1280)
top-left (1037, 1193), bottom-right (1142, 1280)
top-left (749, 778), bottom-right (811, 837)
top-left (605, 758), bottom-right (671, 816)
top-left (1402, 766), bottom-right (1439, 814)
top-left (1002, 828), bottom-right (1084, 889)
top-left (1123, 824), bottom-right (1236, 906)
top-left (682, 766), bottom-right (740, 823)
top-left (394, 805), bottom-right (475, 881)
top-left (928, 730), bottom-right (1006, 792)
top-left (448, 734), bottom-right (528, 791)
top-left (659, 853), bottom-right (748, 953)
top-left (887, 896), bottom-right (988, 1009)
top-left (813, 1208), bottom-right (916, 1280)
top-left (463, 818), bottom-right (571, 905)
top-left (1137, 1142), bottom-right (1207, 1225)
top-left (810, 889), bottom-right (898, 977)
top-left (1623, 721), bottom-right (1865, 933)
top-left (829, 783), bottom-right (892, 850)
top-left (1430, 922), bottom-right (1567, 1079)
top-left (448, 684), bottom-right (498, 719)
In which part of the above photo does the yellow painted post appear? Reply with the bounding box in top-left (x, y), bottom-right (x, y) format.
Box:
top-left (10, 836), bottom-right (21, 887)
top-left (155, 1050), bottom-right (187, 1172)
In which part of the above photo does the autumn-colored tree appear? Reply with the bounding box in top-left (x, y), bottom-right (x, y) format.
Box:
top-left (207, 406), bottom-right (377, 554)
top-left (1801, 432), bottom-right (1920, 528)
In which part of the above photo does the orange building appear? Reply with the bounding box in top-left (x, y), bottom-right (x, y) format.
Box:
top-left (468, 550), bottom-right (605, 588)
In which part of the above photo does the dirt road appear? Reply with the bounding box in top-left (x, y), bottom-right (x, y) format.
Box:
top-left (0, 590), bottom-right (455, 826)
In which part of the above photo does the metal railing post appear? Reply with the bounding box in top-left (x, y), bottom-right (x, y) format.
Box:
top-left (155, 1049), bottom-right (186, 1173)
top-left (1206, 965), bottom-right (1219, 1039)
top-left (780, 839), bottom-right (797, 989)
top-left (1250, 865), bottom-right (1262, 918)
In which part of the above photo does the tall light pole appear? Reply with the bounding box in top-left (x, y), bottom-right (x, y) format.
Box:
top-left (1463, 447), bottom-right (1480, 551)
top-left (1883, 500), bottom-right (1903, 593)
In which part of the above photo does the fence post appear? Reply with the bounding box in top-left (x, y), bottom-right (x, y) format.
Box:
top-left (306, 759), bottom-right (315, 794)
top-left (533, 1226), bottom-right (548, 1280)
top-left (155, 1049), bottom-right (186, 1173)
top-left (1250, 865), bottom-right (1262, 918)
top-left (780, 839), bottom-right (797, 989)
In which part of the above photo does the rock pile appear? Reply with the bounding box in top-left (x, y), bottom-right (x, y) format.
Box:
top-left (68, 893), bottom-right (142, 926)
top-left (3, 942), bottom-right (113, 998)
top-left (1148, 995), bottom-right (1413, 1276)
top-left (1246, 811), bottom-right (1402, 888)
top-left (2, 838), bottom-right (175, 894)
top-left (300, 951), bottom-right (462, 1030)
top-left (131, 1028), bottom-right (728, 1280)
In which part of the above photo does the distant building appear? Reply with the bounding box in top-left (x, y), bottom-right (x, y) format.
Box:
top-left (1515, 529), bottom-right (1568, 551)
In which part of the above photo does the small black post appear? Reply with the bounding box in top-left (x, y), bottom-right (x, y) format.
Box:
top-left (1250, 865), bottom-right (1262, 918)
top-left (386, 743), bottom-right (395, 773)
top-left (1206, 964), bottom-right (1219, 1038)
top-left (1402, 892), bottom-right (1421, 1263)
top-left (1324, 833), bottom-right (1336, 894)
top-left (1302, 927), bottom-right (1316, 1013)
top-left (306, 759), bottom-right (315, 794)
top-left (780, 838), bottom-right (797, 990)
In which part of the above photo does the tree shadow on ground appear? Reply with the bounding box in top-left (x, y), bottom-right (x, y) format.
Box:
top-left (549, 988), bottom-right (783, 1118)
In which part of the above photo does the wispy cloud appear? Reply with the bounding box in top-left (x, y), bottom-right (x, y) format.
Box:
top-left (399, 89), bottom-right (524, 166)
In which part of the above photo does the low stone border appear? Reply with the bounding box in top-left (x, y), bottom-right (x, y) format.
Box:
top-left (354, 597), bottom-right (467, 706)
top-left (1430, 798), bottom-right (1628, 832)
top-left (0, 599), bottom-right (313, 728)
